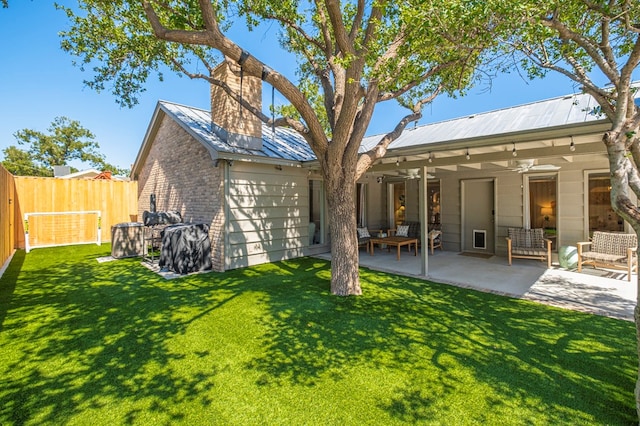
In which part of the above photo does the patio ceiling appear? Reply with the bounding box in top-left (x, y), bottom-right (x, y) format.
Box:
top-left (370, 128), bottom-right (608, 179)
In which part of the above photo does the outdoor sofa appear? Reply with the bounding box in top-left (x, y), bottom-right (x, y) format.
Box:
top-left (506, 227), bottom-right (552, 268)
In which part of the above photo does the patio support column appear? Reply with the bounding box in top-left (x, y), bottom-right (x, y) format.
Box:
top-left (419, 165), bottom-right (428, 277)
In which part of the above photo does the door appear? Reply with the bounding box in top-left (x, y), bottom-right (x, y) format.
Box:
top-left (527, 174), bottom-right (558, 249)
top-left (462, 179), bottom-right (495, 253)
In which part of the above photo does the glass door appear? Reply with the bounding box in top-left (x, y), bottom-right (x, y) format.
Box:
top-left (527, 175), bottom-right (557, 249)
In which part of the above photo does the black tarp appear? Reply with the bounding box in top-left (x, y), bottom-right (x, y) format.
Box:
top-left (158, 223), bottom-right (212, 274)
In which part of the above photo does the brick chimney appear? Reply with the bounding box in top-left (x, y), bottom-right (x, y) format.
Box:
top-left (210, 58), bottom-right (263, 150)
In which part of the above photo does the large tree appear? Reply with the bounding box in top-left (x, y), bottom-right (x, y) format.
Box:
top-left (2, 116), bottom-right (127, 176)
top-left (496, 0), bottom-right (640, 418)
top-left (60, 0), bottom-right (501, 295)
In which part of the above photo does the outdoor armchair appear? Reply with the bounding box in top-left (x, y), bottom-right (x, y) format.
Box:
top-left (577, 231), bottom-right (637, 281)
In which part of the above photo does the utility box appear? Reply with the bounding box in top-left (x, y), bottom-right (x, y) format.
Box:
top-left (111, 222), bottom-right (145, 259)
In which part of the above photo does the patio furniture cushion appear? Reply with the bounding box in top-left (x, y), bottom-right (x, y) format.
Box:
top-left (396, 225), bottom-right (410, 237)
top-left (357, 227), bottom-right (371, 239)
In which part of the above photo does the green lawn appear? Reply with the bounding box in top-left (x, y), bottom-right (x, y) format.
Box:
top-left (0, 244), bottom-right (637, 425)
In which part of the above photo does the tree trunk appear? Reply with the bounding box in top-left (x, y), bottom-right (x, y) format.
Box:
top-left (325, 176), bottom-right (362, 296)
top-left (603, 129), bottom-right (640, 420)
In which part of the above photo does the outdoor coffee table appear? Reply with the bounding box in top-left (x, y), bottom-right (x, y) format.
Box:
top-left (369, 236), bottom-right (418, 260)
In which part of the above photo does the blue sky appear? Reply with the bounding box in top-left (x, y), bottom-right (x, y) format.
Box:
top-left (1, 2), bottom-right (632, 172)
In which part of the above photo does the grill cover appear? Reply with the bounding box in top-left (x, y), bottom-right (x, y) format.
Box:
top-left (158, 223), bottom-right (212, 274)
top-left (143, 210), bottom-right (182, 226)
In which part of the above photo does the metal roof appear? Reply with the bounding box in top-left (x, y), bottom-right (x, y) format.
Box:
top-left (152, 89), bottom-right (633, 172)
top-left (360, 92), bottom-right (606, 153)
top-left (159, 101), bottom-right (317, 163)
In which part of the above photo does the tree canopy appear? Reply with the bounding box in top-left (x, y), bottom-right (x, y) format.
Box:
top-left (59, 0), bottom-right (504, 295)
top-left (1, 116), bottom-right (128, 176)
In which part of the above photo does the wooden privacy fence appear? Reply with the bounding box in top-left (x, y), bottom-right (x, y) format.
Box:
top-left (0, 164), bottom-right (15, 267)
top-left (0, 175), bottom-right (138, 262)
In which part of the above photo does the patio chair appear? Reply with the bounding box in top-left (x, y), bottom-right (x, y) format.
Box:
top-left (357, 227), bottom-right (375, 252)
top-left (428, 230), bottom-right (443, 254)
top-left (577, 231), bottom-right (637, 281)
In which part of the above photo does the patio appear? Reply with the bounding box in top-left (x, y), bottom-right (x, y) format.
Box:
top-left (317, 248), bottom-right (636, 321)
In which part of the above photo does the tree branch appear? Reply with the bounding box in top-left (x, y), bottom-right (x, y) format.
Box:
top-left (324, 0), bottom-right (354, 55)
top-left (542, 11), bottom-right (620, 84)
top-left (143, 0), bottom-right (330, 155)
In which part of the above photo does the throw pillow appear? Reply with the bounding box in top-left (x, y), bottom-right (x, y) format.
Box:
top-left (357, 227), bottom-right (371, 238)
top-left (396, 225), bottom-right (409, 237)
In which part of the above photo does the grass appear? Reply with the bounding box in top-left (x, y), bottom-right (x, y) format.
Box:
top-left (0, 244), bottom-right (637, 425)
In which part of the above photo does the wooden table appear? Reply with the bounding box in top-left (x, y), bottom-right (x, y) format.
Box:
top-left (369, 236), bottom-right (418, 260)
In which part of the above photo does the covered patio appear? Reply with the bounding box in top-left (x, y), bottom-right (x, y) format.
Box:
top-left (317, 249), bottom-right (636, 321)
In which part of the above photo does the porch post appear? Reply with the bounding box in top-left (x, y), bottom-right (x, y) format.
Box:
top-left (419, 165), bottom-right (428, 277)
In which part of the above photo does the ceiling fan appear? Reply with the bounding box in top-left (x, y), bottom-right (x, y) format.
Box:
top-left (511, 159), bottom-right (560, 173)
top-left (402, 168), bottom-right (435, 179)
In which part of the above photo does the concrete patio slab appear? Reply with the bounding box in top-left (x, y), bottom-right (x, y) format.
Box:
top-left (316, 248), bottom-right (637, 321)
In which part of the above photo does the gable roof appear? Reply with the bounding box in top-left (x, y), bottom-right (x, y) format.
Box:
top-left (132, 101), bottom-right (316, 177)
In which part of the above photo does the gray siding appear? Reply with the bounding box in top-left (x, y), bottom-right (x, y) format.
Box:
top-left (227, 162), bottom-right (310, 269)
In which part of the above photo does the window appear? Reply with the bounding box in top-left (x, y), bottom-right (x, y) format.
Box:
top-left (588, 173), bottom-right (623, 233)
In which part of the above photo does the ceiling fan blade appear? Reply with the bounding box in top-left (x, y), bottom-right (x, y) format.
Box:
top-left (531, 164), bottom-right (561, 171)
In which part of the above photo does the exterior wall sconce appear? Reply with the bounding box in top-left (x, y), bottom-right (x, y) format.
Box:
top-left (512, 143), bottom-right (517, 157)
top-left (570, 136), bottom-right (576, 152)
top-left (466, 149), bottom-right (470, 160)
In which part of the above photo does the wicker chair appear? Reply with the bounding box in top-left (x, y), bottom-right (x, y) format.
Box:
top-left (577, 231), bottom-right (637, 281)
top-left (506, 228), bottom-right (552, 268)
top-left (357, 227), bottom-right (381, 252)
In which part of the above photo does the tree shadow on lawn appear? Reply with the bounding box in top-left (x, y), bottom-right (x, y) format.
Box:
top-left (0, 245), bottom-right (247, 424)
top-left (0, 248), bottom-right (636, 425)
top-left (245, 258), bottom-right (637, 424)
top-left (0, 250), bottom-right (25, 332)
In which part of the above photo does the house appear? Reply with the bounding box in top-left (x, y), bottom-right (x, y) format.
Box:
top-left (131, 63), bottom-right (634, 273)
top-left (56, 167), bottom-right (128, 181)
top-left (131, 61), bottom-right (323, 272)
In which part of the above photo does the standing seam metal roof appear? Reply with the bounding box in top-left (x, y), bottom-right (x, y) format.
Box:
top-left (360, 92), bottom-right (606, 152)
top-left (159, 101), bottom-right (317, 162)
top-left (159, 90), bottom-right (630, 163)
